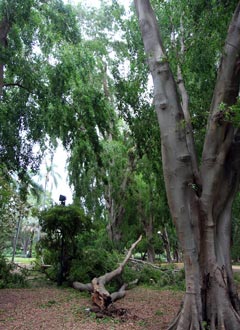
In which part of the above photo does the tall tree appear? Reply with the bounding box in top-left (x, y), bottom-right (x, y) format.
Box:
top-left (0, 0), bottom-right (80, 177)
top-left (134, 0), bottom-right (240, 329)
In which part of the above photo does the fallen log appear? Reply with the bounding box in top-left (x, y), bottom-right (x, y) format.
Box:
top-left (129, 258), bottom-right (181, 272)
top-left (73, 235), bottom-right (142, 309)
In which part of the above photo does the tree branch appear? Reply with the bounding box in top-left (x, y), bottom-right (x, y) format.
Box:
top-left (72, 282), bottom-right (93, 292)
top-left (3, 82), bottom-right (32, 93)
top-left (201, 2), bottom-right (240, 206)
top-left (210, 3), bottom-right (240, 115)
top-left (176, 17), bottom-right (201, 187)
top-left (97, 235), bottom-right (142, 285)
top-left (73, 235), bottom-right (142, 309)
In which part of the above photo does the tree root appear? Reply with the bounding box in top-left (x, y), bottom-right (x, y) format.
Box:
top-left (168, 290), bottom-right (240, 330)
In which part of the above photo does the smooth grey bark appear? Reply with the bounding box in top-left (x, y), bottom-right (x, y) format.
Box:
top-left (134, 1), bottom-right (240, 329)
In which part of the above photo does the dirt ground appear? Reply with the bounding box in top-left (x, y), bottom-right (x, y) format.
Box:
top-left (0, 286), bottom-right (183, 330)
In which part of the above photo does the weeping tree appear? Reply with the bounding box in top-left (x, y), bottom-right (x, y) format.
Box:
top-left (0, 0), bottom-right (81, 177)
top-left (134, 0), bottom-right (240, 329)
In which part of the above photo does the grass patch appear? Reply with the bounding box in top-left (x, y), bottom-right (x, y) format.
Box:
top-left (9, 257), bottom-right (36, 264)
top-left (39, 300), bottom-right (58, 308)
top-left (234, 272), bottom-right (240, 284)
top-left (155, 309), bottom-right (164, 316)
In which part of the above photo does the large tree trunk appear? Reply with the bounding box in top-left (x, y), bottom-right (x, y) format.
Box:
top-left (134, 1), bottom-right (240, 329)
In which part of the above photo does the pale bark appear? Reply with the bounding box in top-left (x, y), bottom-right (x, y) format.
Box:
top-left (159, 226), bottom-right (172, 263)
top-left (73, 235), bottom-right (142, 309)
top-left (134, 0), bottom-right (240, 329)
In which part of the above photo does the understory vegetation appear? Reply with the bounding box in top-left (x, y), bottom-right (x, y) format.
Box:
top-left (0, 255), bottom-right (27, 289)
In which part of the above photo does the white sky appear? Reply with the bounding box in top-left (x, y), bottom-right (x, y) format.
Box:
top-left (51, 146), bottom-right (73, 205)
top-left (65, 0), bottom-right (101, 7)
top-left (64, 0), bottom-right (130, 10)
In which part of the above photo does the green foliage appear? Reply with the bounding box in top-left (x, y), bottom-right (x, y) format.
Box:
top-left (233, 272), bottom-right (240, 285)
top-left (38, 205), bottom-right (92, 284)
top-left (216, 101), bottom-right (240, 127)
top-left (40, 205), bottom-right (90, 237)
top-left (0, 254), bottom-right (27, 288)
top-left (69, 246), bottom-right (185, 291)
top-left (1, 1), bottom-right (239, 295)
top-left (0, 0), bottom-right (81, 175)
top-left (135, 265), bottom-right (185, 291)
top-left (68, 248), bottom-right (119, 283)
top-left (0, 168), bottom-right (37, 254)
top-left (232, 193), bottom-right (240, 262)
top-left (0, 169), bottom-right (16, 251)
top-left (1, 0), bottom-right (112, 184)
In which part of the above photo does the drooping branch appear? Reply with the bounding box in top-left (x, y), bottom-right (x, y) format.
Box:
top-left (73, 235), bottom-right (142, 310)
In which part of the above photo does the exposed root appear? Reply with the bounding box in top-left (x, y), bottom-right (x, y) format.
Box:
top-left (168, 291), bottom-right (240, 330)
top-left (167, 293), bottom-right (203, 330)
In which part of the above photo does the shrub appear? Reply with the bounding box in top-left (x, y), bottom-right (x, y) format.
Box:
top-left (69, 248), bottom-right (185, 292)
top-left (130, 263), bottom-right (185, 290)
top-left (0, 255), bottom-right (27, 288)
top-left (68, 248), bottom-right (119, 283)
top-left (38, 205), bottom-right (92, 285)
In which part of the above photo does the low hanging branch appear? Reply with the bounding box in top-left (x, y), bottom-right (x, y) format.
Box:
top-left (73, 235), bottom-right (142, 310)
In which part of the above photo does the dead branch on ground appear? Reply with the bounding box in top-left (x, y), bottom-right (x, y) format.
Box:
top-left (73, 235), bottom-right (142, 310)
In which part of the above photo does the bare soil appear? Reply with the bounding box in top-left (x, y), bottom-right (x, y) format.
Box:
top-left (0, 285), bottom-right (183, 330)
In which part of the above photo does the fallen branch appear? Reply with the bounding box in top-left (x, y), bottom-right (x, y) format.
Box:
top-left (129, 258), bottom-right (162, 269)
top-left (129, 258), bottom-right (181, 273)
top-left (73, 235), bottom-right (142, 309)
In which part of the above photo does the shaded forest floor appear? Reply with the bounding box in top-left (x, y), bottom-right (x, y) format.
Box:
top-left (0, 284), bottom-right (183, 330)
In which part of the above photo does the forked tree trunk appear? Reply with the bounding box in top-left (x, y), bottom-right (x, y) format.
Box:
top-left (134, 1), bottom-right (240, 329)
top-left (73, 235), bottom-right (142, 310)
